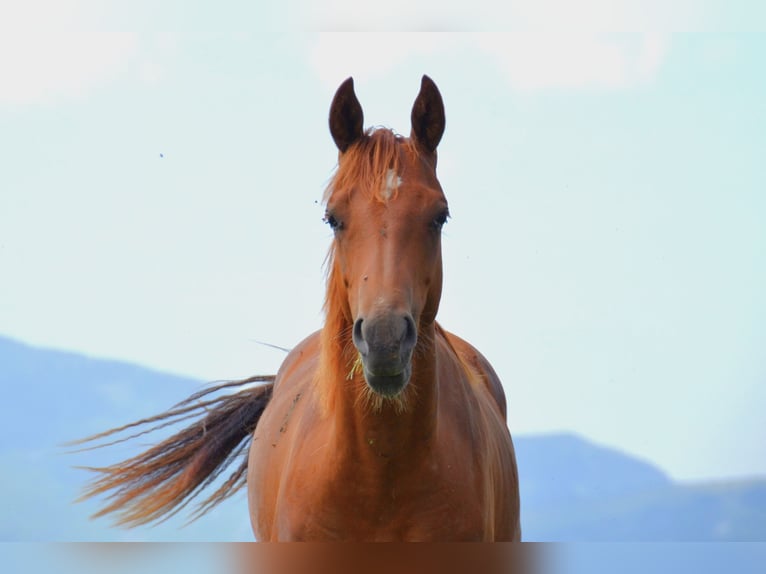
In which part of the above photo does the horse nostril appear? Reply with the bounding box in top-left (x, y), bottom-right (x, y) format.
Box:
top-left (352, 318), bottom-right (368, 355)
top-left (402, 314), bottom-right (417, 352)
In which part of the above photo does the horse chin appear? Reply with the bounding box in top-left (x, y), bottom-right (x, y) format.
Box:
top-left (363, 363), bottom-right (412, 398)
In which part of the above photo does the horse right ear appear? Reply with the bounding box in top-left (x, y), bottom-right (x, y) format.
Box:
top-left (410, 75), bottom-right (445, 155)
top-left (329, 77), bottom-right (364, 153)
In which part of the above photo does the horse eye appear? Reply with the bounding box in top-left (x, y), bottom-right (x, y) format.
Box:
top-left (432, 210), bottom-right (449, 230)
top-left (324, 213), bottom-right (342, 231)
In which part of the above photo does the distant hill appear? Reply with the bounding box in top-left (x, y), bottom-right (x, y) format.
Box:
top-left (1, 334), bottom-right (764, 541)
top-left (0, 335), bottom-right (252, 541)
top-left (0, 335), bottom-right (201, 452)
top-left (515, 434), bottom-right (766, 541)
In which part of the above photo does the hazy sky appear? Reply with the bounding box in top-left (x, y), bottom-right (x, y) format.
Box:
top-left (1, 2), bottom-right (764, 482)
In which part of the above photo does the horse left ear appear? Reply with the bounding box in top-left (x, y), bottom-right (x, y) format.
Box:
top-left (329, 77), bottom-right (364, 153)
top-left (410, 75), bottom-right (445, 154)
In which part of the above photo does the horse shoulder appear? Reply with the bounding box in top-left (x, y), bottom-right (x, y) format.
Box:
top-left (434, 326), bottom-right (520, 540)
top-left (252, 329), bottom-right (323, 452)
top-left (248, 330), bottom-right (322, 540)
top-left (438, 326), bottom-right (508, 420)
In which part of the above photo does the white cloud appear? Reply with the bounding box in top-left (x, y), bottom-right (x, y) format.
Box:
top-left (299, 0), bottom-right (473, 31)
top-left (308, 33), bottom-right (459, 90)
top-left (309, 33), bottom-right (668, 93)
top-left (636, 34), bottom-right (667, 83)
top-left (300, 0), bottom-right (702, 31)
top-left (479, 33), bottom-right (668, 91)
top-left (0, 1), bottom-right (141, 105)
top-left (503, 0), bottom-right (700, 31)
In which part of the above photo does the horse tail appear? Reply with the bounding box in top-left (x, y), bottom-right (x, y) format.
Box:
top-left (69, 374), bottom-right (274, 527)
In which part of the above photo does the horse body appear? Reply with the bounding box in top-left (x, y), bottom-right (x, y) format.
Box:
top-left (248, 76), bottom-right (519, 540)
top-left (77, 75), bottom-right (520, 541)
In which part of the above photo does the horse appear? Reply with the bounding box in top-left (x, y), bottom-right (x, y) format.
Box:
top-left (75, 75), bottom-right (521, 541)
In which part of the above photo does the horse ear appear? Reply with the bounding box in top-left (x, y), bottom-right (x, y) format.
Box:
top-left (410, 75), bottom-right (445, 154)
top-left (329, 77), bottom-right (364, 153)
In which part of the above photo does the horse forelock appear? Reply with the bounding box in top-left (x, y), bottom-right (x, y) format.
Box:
top-left (323, 128), bottom-right (414, 205)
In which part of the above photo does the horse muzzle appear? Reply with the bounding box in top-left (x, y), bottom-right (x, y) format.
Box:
top-left (352, 312), bottom-right (417, 397)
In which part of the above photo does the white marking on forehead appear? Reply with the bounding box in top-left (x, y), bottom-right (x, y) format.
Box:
top-left (381, 169), bottom-right (402, 201)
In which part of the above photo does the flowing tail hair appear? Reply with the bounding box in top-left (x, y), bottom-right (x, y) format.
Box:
top-left (68, 374), bottom-right (275, 527)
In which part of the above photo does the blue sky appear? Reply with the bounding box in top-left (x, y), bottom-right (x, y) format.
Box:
top-left (1, 3), bottom-right (764, 482)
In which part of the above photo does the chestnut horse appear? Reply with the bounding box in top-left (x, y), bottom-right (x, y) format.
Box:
top-left (76, 76), bottom-right (521, 541)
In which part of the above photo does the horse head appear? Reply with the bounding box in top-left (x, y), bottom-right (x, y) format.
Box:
top-left (324, 76), bottom-right (448, 399)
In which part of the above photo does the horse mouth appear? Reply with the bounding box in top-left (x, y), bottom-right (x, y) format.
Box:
top-left (363, 364), bottom-right (412, 397)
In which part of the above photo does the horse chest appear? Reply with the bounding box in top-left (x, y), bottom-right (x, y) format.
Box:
top-left (272, 446), bottom-right (487, 541)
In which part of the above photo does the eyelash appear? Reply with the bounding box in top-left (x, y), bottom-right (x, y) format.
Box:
top-left (323, 213), bottom-right (343, 231)
top-left (432, 211), bottom-right (450, 230)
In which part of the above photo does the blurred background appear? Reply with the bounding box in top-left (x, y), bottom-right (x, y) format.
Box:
top-left (1, 1), bottom-right (764, 543)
